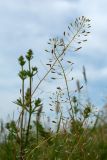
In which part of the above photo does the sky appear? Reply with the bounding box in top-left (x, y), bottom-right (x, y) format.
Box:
top-left (0, 0), bottom-right (107, 119)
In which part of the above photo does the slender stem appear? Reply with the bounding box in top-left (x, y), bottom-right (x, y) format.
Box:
top-left (20, 66), bottom-right (25, 160)
top-left (25, 60), bottom-right (32, 145)
top-left (31, 24), bottom-right (83, 97)
top-left (54, 51), bottom-right (75, 120)
top-left (56, 112), bottom-right (62, 133)
top-left (36, 120), bottom-right (39, 145)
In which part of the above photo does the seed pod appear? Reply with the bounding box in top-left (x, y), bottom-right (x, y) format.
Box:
top-left (83, 66), bottom-right (87, 84)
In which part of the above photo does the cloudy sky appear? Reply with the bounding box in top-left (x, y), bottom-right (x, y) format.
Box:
top-left (0, 0), bottom-right (107, 119)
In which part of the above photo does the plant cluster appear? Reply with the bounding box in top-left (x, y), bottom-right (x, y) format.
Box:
top-left (0, 17), bottom-right (107, 160)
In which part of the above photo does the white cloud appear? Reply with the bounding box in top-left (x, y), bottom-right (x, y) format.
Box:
top-left (87, 67), bottom-right (107, 81)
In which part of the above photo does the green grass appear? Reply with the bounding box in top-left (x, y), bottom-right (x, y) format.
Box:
top-left (0, 118), bottom-right (107, 160)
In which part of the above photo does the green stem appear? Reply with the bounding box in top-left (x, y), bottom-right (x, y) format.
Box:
top-left (25, 60), bottom-right (32, 146)
top-left (36, 120), bottom-right (39, 145)
top-left (20, 66), bottom-right (25, 160)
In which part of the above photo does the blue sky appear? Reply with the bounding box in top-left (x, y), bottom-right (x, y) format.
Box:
top-left (0, 0), bottom-right (107, 119)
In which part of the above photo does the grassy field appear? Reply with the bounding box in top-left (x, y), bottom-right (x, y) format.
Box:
top-left (0, 111), bottom-right (107, 160)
